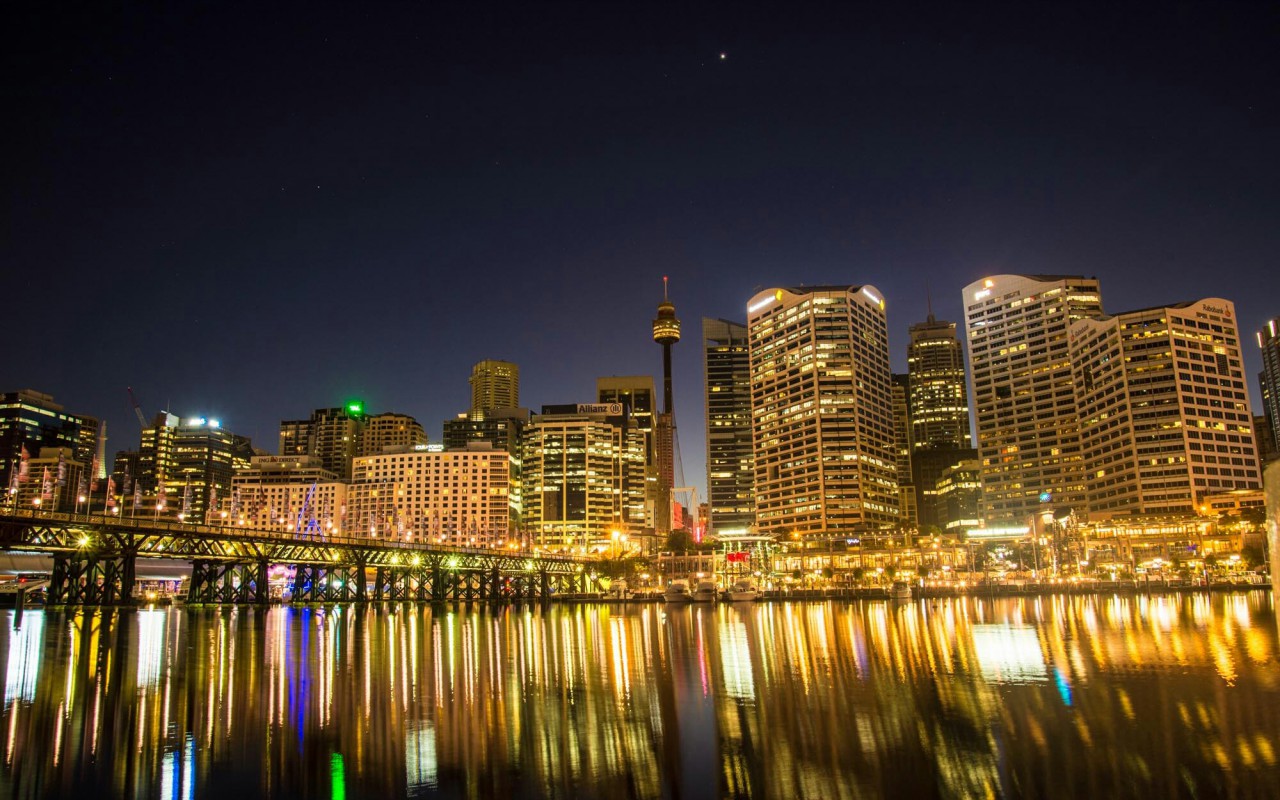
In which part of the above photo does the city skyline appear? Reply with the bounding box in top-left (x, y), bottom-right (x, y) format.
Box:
top-left (3, 4), bottom-right (1278, 502)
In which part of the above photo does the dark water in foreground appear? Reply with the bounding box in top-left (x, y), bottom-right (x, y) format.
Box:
top-left (1, 594), bottom-right (1278, 799)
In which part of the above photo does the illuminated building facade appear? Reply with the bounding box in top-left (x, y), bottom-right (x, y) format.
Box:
top-left (360, 412), bottom-right (427, 455)
top-left (348, 443), bottom-right (513, 546)
top-left (521, 405), bottom-right (647, 551)
top-left (597, 376), bottom-right (658, 530)
top-left (442, 407), bottom-right (529, 525)
top-left (11, 447), bottom-right (87, 512)
top-left (702, 319), bottom-right (755, 534)
top-left (136, 411), bottom-right (180, 497)
top-left (1258, 317), bottom-right (1280, 453)
top-left (169, 417), bottom-right (254, 521)
top-left (1070, 298), bottom-right (1261, 517)
top-left (1, 389), bottom-right (100, 495)
top-left (933, 458), bottom-right (982, 532)
top-left (278, 402), bottom-right (367, 479)
top-left (469, 359), bottom-right (520, 416)
top-left (746, 285), bottom-right (898, 538)
top-left (891, 373), bottom-right (917, 525)
top-left (230, 455), bottom-right (348, 533)
top-left (907, 314), bottom-right (971, 449)
top-left (962, 274), bottom-right (1104, 523)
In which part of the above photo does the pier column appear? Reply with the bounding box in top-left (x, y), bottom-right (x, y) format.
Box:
top-left (256, 560), bottom-right (270, 605)
top-left (118, 554), bottom-right (137, 605)
top-left (48, 555), bottom-right (69, 605)
top-left (540, 570), bottom-right (550, 603)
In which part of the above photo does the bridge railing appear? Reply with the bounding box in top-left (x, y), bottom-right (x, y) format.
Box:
top-left (1, 507), bottom-right (587, 565)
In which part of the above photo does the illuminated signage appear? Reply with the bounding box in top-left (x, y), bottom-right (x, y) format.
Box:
top-left (748, 291), bottom-right (783, 314)
top-left (1038, 491), bottom-right (1052, 503)
top-left (576, 403), bottom-right (624, 415)
top-left (860, 287), bottom-right (884, 309)
top-left (965, 526), bottom-right (1031, 540)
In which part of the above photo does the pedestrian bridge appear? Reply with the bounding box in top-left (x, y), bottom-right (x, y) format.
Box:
top-left (0, 509), bottom-right (599, 606)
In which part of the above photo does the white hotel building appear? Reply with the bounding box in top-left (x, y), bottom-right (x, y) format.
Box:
top-left (347, 443), bottom-right (514, 546)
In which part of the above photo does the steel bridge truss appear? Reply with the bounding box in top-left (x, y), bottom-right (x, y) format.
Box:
top-left (0, 512), bottom-right (597, 607)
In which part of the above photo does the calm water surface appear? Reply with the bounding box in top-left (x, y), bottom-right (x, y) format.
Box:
top-left (1, 594), bottom-right (1278, 799)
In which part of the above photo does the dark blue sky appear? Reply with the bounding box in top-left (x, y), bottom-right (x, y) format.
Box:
top-left (4, 3), bottom-right (1278, 495)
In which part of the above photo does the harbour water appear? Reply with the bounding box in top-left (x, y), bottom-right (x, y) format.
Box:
top-left (1, 594), bottom-right (1278, 798)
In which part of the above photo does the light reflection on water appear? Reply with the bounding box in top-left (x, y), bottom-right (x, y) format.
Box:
top-left (0, 594), bottom-right (1277, 798)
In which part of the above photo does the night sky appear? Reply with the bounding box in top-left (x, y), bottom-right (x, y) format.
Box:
top-left (4, 3), bottom-right (1278, 495)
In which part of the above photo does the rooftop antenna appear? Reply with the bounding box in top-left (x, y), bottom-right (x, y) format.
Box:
top-left (663, 274), bottom-right (669, 302)
top-left (925, 280), bottom-right (935, 322)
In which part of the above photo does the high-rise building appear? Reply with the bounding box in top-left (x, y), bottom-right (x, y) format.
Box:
top-left (891, 373), bottom-right (917, 526)
top-left (597, 376), bottom-right (658, 530)
top-left (278, 402), bottom-right (367, 479)
top-left (442, 407), bottom-right (530, 527)
top-left (1, 389), bottom-right (100, 495)
top-left (136, 411), bottom-right (180, 496)
top-left (521, 405), bottom-right (647, 552)
top-left (746, 285), bottom-right (898, 539)
top-left (169, 416), bottom-right (254, 521)
top-left (1255, 415), bottom-right (1278, 464)
top-left (651, 279), bottom-right (681, 536)
top-left (962, 274), bottom-right (1104, 523)
top-left (702, 319), bottom-right (754, 534)
top-left (907, 314), bottom-right (971, 450)
top-left (469, 360), bottom-right (520, 416)
top-left (1070, 298), bottom-right (1260, 517)
top-left (1258, 317), bottom-right (1280, 453)
top-left (231, 455), bottom-right (348, 533)
top-left (361, 412), bottom-right (427, 455)
top-left (11, 446), bottom-right (88, 512)
top-left (349, 443), bottom-right (513, 546)
top-left (933, 459), bottom-right (982, 532)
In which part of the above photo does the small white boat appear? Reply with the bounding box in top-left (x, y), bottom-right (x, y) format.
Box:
top-left (663, 579), bottom-right (693, 603)
top-left (726, 578), bottom-right (758, 602)
top-left (692, 580), bottom-right (718, 603)
top-left (890, 580), bottom-right (912, 601)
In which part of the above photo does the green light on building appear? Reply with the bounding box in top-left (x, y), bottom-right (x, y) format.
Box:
top-left (346, 401), bottom-right (364, 416)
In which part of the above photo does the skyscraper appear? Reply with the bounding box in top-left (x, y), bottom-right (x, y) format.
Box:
top-left (1, 389), bottom-right (100, 494)
top-left (597, 376), bottom-right (657, 530)
top-left (122, 412), bottom-right (252, 519)
top-left (651, 278), bottom-right (681, 535)
top-left (962, 274), bottom-right (1103, 523)
top-left (521, 405), bottom-right (647, 551)
top-left (702, 319), bottom-right (754, 534)
top-left (278, 403), bottom-right (367, 479)
top-left (906, 313), bottom-right (976, 529)
top-left (746, 285), bottom-right (898, 538)
top-left (1071, 298), bottom-right (1260, 516)
top-left (907, 314), bottom-right (971, 450)
top-left (469, 360), bottom-right (520, 416)
top-left (891, 373), bottom-right (917, 526)
top-left (1258, 317), bottom-right (1280, 453)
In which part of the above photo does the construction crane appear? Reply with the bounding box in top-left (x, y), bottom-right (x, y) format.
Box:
top-left (127, 387), bottom-right (149, 429)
